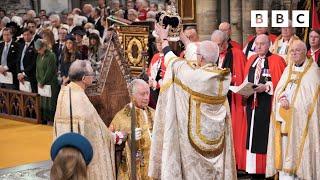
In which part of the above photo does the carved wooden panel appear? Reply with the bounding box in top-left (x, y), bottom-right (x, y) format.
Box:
top-left (178, 0), bottom-right (196, 24)
top-left (0, 89), bottom-right (40, 124)
top-left (116, 25), bottom-right (149, 77)
top-left (86, 30), bottom-right (131, 126)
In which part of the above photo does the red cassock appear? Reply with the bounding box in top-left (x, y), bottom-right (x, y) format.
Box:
top-left (243, 53), bottom-right (286, 174)
top-left (229, 39), bottom-right (242, 50)
top-left (307, 49), bottom-right (320, 67)
top-left (147, 53), bottom-right (166, 108)
top-left (219, 47), bottom-right (247, 170)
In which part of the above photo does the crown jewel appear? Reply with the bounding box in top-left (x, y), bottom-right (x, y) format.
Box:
top-left (155, 3), bottom-right (182, 41)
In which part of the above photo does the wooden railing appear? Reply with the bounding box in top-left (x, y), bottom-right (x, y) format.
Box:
top-left (0, 88), bottom-right (41, 124)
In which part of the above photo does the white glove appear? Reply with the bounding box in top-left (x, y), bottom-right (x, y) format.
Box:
top-left (135, 128), bottom-right (142, 141)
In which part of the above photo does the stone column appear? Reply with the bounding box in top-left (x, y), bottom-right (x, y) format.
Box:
top-left (242, 0), bottom-right (257, 43)
top-left (230, 0), bottom-right (243, 45)
top-left (220, 0), bottom-right (229, 22)
top-left (196, 0), bottom-right (218, 40)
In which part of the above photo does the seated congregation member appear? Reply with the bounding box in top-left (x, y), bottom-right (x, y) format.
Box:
top-left (147, 38), bottom-right (166, 108)
top-left (17, 28), bottom-right (38, 93)
top-left (110, 79), bottom-right (154, 180)
top-left (35, 39), bottom-right (59, 124)
top-left (0, 27), bottom-right (20, 90)
top-left (54, 60), bottom-right (115, 180)
top-left (50, 133), bottom-right (93, 180)
top-left (60, 34), bottom-right (82, 86)
top-left (307, 29), bottom-right (320, 66)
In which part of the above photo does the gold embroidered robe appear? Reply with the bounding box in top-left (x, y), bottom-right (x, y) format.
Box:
top-left (270, 35), bottom-right (300, 64)
top-left (266, 58), bottom-right (320, 179)
top-left (53, 82), bottom-right (116, 180)
top-left (110, 104), bottom-right (154, 180)
top-left (148, 51), bottom-right (237, 180)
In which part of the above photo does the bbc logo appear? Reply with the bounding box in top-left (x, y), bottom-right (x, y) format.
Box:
top-left (251, 10), bottom-right (309, 27)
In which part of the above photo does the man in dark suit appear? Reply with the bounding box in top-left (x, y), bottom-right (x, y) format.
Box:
top-left (17, 28), bottom-right (38, 92)
top-left (89, 7), bottom-right (104, 37)
top-left (52, 27), bottom-right (68, 84)
top-left (0, 28), bottom-right (19, 90)
top-left (26, 20), bottom-right (41, 43)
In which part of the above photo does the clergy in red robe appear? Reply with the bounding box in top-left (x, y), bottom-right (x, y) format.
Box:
top-left (243, 27), bottom-right (277, 59)
top-left (219, 22), bottom-right (242, 49)
top-left (211, 30), bottom-right (247, 170)
top-left (147, 39), bottom-right (166, 108)
top-left (307, 29), bottom-right (320, 67)
top-left (243, 34), bottom-right (286, 175)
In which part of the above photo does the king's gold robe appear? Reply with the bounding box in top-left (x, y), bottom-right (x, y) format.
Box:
top-left (111, 104), bottom-right (154, 180)
top-left (148, 51), bottom-right (237, 180)
top-left (53, 82), bottom-right (116, 180)
top-left (266, 58), bottom-right (320, 179)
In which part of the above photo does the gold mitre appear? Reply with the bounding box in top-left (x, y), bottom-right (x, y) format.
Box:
top-left (154, 4), bottom-right (182, 41)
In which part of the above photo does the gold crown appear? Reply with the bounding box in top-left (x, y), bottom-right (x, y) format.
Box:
top-left (157, 4), bottom-right (182, 41)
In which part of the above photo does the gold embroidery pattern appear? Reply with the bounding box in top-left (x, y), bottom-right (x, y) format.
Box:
top-left (188, 97), bottom-right (226, 158)
top-left (273, 58), bottom-right (317, 173)
top-left (295, 85), bottom-right (320, 172)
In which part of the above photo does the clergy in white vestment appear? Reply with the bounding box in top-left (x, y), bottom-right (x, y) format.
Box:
top-left (266, 40), bottom-right (320, 180)
top-left (270, 20), bottom-right (300, 64)
top-left (53, 60), bottom-right (116, 180)
top-left (148, 24), bottom-right (237, 180)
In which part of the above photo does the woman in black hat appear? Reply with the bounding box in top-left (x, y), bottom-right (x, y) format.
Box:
top-left (73, 30), bottom-right (88, 59)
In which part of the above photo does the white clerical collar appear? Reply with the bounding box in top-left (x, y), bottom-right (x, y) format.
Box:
top-left (293, 59), bottom-right (307, 72)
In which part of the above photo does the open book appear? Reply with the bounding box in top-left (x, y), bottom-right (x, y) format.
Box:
top-left (38, 85), bottom-right (52, 97)
top-left (19, 81), bottom-right (32, 93)
top-left (0, 72), bottom-right (13, 84)
top-left (229, 81), bottom-right (256, 97)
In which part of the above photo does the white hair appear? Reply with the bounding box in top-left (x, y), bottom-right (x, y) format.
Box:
top-left (199, 41), bottom-right (219, 64)
top-left (27, 10), bottom-right (36, 18)
top-left (74, 15), bottom-right (88, 26)
top-left (11, 16), bottom-right (23, 27)
top-left (211, 30), bottom-right (228, 42)
top-left (128, 9), bottom-right (138, 16)
top-left (130, 79), bottom-right (148, 95)
top-left (255, 34), bottom-right (271, 47)
top-left (49, 14), bottom-right (60, 22)
top-left (1, 16), bottom-right (10, 26)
